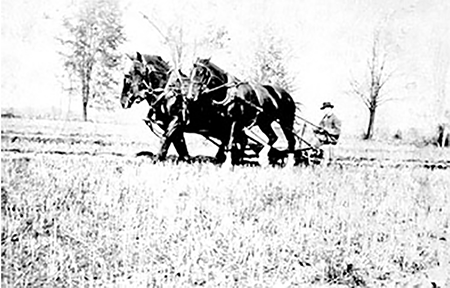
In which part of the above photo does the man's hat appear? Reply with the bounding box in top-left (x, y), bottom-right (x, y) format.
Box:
top-left (320, 102), bottom-right (334, 110)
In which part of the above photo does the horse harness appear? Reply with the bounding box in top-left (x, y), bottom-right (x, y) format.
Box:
top-left (191, 62), bottom-right (251, 108)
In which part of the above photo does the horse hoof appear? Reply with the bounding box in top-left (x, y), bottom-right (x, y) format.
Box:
top-left (156, 155), bottom-right (167, 162)
top-left (215, 154), bottom-right (227, 164)
top-left (179, 156), bottom-right (191, 163)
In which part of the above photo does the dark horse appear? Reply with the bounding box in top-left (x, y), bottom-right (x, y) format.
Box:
top-left (187, 58), bottom-right (297, 165)
top-left (121, 52), bottom-right (190, 161)
top-left (120, 52), bottom-right (233, 162)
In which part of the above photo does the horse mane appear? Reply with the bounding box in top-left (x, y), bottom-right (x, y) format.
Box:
top-left (197, 58), bottom-right (228, 83)
top-left (143, 54), bottom-right (171, 74)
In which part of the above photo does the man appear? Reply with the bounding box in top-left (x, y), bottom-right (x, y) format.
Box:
top-left (313, 101), bottom-right (341, 147)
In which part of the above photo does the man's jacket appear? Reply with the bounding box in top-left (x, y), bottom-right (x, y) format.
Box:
top-left (317, 113), bottom-right (341, 144)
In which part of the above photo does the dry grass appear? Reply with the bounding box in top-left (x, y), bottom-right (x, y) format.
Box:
top-left (2, 154), bottom-right (449, 287)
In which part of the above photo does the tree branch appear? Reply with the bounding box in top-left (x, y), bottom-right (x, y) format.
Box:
top-left (140, 12), bottom-right (171, 44)
top-left (350, 79), bottom-right (372, 109)
top-left (379, 69), bottom-right (394, 89)
top-left (139, 11), bottom-right (182, 69)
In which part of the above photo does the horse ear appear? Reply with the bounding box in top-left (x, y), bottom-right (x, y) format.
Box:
top-left (136, 52), bottom-right (143, 62)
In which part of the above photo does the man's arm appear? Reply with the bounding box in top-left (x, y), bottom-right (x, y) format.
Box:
top-left (314, 117), bottom-right (326, 134)
top-left (329, 115), bottom-right (341, 137)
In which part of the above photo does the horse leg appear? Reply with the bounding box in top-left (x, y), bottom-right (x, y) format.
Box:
top-left (223, 121), bottom-right (237, 167)
top-left (157, 116), bottom-right (186, 161)
top-left (258, 121), bottom-right (279, 165)
top-left (214, 129), bottom-right (228, 164)
top-left (172, 134), bottom-right (190, 162)
top-left (230, 123), bottom-right (247, 165)
top-left (232, 128), bottom-right (247, 165)
top-left (158, 135), bottom-right (171, 161)
top-left (215, 146), bottom-right (227, 164)
top-left (280, 121), bottom-right (297, 166)
top-left (258, 121), bottom-right (278, 146)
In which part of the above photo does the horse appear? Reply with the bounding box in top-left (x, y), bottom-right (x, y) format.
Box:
top-left (121, 52), bottom-right (191, 161)
top-left (187, 58), bottom-right (297, 165)
top-left (120, 52), bottom-right (234, 163)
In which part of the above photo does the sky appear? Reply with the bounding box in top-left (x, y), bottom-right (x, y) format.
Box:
top-left (1, 0), bottom-right (449, 136)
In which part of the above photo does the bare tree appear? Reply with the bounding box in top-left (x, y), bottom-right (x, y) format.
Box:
top-left (432, 38), bottom-right (450, 118)
top-left (252, 28), bottom-right (296, 92)
top-left (60, 0), bottom-right (125, 121)
top-left (350, 30), bottom-right (394, 140)
top-left (140, 12), bottom-right (185, 69)
top-left (431, 38), bottom-right (450, 147)
top-left (433, 42), bottom-right (449, 117)
top-left (140, 10), bottom-right (228, 71)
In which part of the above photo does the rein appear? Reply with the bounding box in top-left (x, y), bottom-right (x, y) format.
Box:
top-left (192, 61), bottom-right (228, 92)
top-left (294, 114), bottom-right (323, 131)
top-left (203, 82), bottom-right (237, 95)
top-left (146, 87), bottom-right (180, 109)
top-left (191, 62), bottom-right (244, 106)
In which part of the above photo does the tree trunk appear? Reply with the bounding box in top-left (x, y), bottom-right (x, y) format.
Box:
top-left (365, 108), bottom-right (376, 140)
top-left (82, 99), bottom-right (88, 121)
top-left (82, 72), bottom-right (90, 121)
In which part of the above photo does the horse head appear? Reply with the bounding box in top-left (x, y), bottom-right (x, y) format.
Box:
top-left (120, 52), bottom-right (171, 109)
top-left (120, 52), bottom-right (151, 109)
top-left (187, 58), bottom-right (227, 101)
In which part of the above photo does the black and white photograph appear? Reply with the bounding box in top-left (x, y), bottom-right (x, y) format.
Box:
top-left (1, 0), bottom-right (449, 287)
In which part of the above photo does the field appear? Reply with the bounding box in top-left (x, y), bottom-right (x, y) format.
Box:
top-left (1, 117), bottom-right (450, 287)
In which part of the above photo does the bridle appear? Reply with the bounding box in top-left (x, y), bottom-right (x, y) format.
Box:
top-left (189, 61), bottom-right (228, 96)
top-left (132, 62), bottom-right (152, 90)
top-left (123, 61), bottom-right (155, 105)
top-left (125, 62), bottom-right (190, 109)
top-left (189, 60), bottom-right (249, 108)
